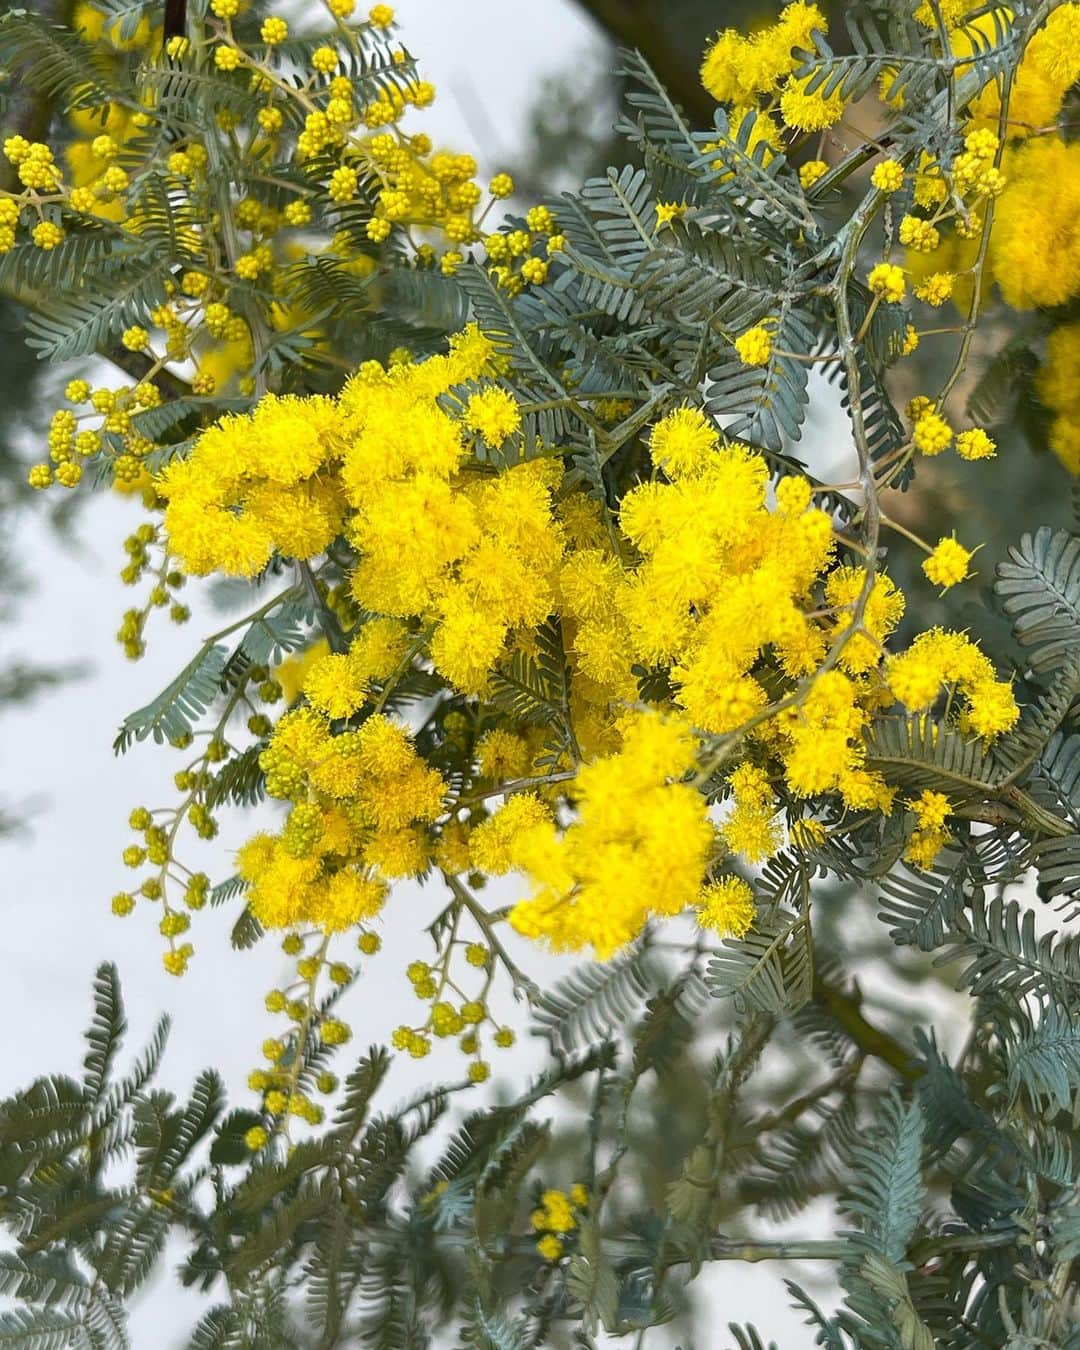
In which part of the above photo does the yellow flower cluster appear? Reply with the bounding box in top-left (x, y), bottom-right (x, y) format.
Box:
top-left (886, 629), bottom-right (1018, 740)
top-left (155, 343), bottom-right (1024, 948)
top-left (735, 325), bottom-right (774, 367)
top-left (490, 715), bottom-right (717, 958)
top-left (13, 1), bottom-right (532, 500)
top-left (720, 763), bottom-right (781, 863)
top-left (905, 789), bottom-right (953, 870)
top-left (879, 7), bottom-right (1080, 479)
top-left (961, 4), bottom-right (1080, 136)
top-left (697, 876), bottom-right (757, 938)
top-left (337, 347), bottom-right (565, 695)
top-left (605, 413), bottom-right (839, 738)
top-left (238, 710), bottom-right (445, 931)
top-left (1037, 323), bottom-right (1080, 475)
top-left (991, 137), bottom-right (1080, 310)
top-left (923, 537), bottom-right (974, 590)
top-left (158, 395), bottom-right (346, 575)
top-left (701, 3), bottom-right (845, 134)
top-left (531, 1184), bottom-right (588, 1262)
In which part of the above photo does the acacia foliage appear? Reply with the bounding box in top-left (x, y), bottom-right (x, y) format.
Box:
top-left (1, 0), bottom-right (1079, 1346)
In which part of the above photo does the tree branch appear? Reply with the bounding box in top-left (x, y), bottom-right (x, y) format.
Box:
top-left (813, 978), bottom-right (920, 1080)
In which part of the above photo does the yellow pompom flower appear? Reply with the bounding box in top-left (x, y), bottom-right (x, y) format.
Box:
top-left (899, 215), bottom-right (940, 253)
top-left (648, 405), bottom-right (719, 478)
top-left (697, 877), bottom-right (756, 937)
top-left (913, 410), bottom-right (953, 456)
top-left (779, 75), bottom-right (845, 131)
top-left (121, 325), bottom-right (149, 352)
top-left (468, 794), bottom-right (552, 876)
top-left (521, 257), bottom-right (548, 285)
top-left (303, 652), bottom-right (367, 720)
top-left (462, 387), bottom-right (520, 447)
top-left (990, 137), bottom-right (1080, 310)
top-left (871, 159), bottom-right (904, 192)
top-left (867, 262), bottom-right (906, 303)
top-left (905, 827), bottom-right (947, 871)
top-left (260, 16), bottom-right (288, 43)
top-left (955, 428), bottom-right (996, 461)
top-left (537, 1235), bottom-right (564, 1262)
top-left (914, 272), bottom-right (955, 306)
top-left (910, 790), bottom-right (951, 830)
top-left (735, 325), bottom-right (774, 367)
top-left (531, 1189), bottom-right (576, 1233)
top-left (799, 159), bottom-right (828, 189)
top-left (923, 537), bottom-right (974, 589)
top-left (328, 165), bottom-right (358, 202)
top-left (701, 3), bottom-right (828, 105)
top-left (965, 678), bottom-right (1020, 739)
top-left (721, 763), bottom-right (780, 863)
top-left (32, 221), bottom-right (64, 250)
top-left (509, 713), bottom-right (713, 958)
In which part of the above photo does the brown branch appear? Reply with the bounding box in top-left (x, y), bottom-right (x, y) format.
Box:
top-left (813, 978), bottom-right (920, 1080)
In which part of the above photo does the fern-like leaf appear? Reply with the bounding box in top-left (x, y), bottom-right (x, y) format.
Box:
top-left (994, 526), bottom-right (1080, 674)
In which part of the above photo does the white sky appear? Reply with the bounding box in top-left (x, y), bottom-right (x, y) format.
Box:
top-left (1, 3), bottom-right (895, 1344)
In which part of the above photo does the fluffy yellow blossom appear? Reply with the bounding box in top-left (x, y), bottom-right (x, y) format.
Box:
top-left (898, 215), bottom-right (940, 253)
top-left (871, 159), bottom-right (905, 192)
top-left (508, 714), bottom-right (713, 957)
top-left (531, 1188), bottom-right (576, 1233)
top-left (990, 138), bottom-right (1080, 310)
top-left (303, 652), bottom-right (367, 720)
top-left (955, 428), bottom-right (996, 461)
top-left (778, 670), bottom-right (889, 806)
top-left (735, 326), bottom-right (774, 367)
top-left (799, 159), bottom-right (828, 189)
top-left (868, 263), bottom-right (905, 303)
top-left (158, 395), bottom-right (345, 575)
top-left (696, 876), bottom-right (756, 937)
top-left (476, 729), bottom-right (533, 781)
top-left (905, 827), bottom-right (947, 870)
top-left (721, 763), bottom-right (780, 863)
top-left (886, 629), bottom-right (1018, 737)
top-left (913, 410), bottom-right (953, 456)
top-left (824, 567), bottom-right (905, 674)
top-left (923, 537), bottom-right (974, 589)
top-left (701, 3), bottom-right (828, 105)
top-left (146, 279), bottom-right (1024, 975)
top-left (238, 711), bottom-right (444, 930)
top-left (469, 794), bottom-right (553, 875)
top-left (911, 789), bottom-right (951, 830)
top-left (962, 5), bottom-right (1080, 137)
top-left (779, 75), bottom-right (845, 131)
top-left (536, 1235), bottom-right (564, 1262)
top-left (463, 386), bottom-right (521, 447)
top-left (915, 273), bottom-right (955, 306)
top-left (648, 406), bottom-right (719, 478)
top-left (1036, 323), bottom-right (1080, 475)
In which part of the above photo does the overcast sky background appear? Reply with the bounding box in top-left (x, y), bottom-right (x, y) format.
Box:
top-left (2, 3), bottom-right (889, 1343)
